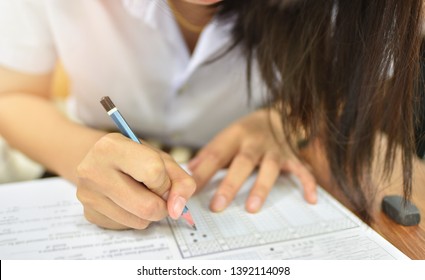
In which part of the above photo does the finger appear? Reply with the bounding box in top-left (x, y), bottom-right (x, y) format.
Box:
top-left (83, 199), bottom-right (152, 230)
top-left (78, 182), bottom-right (162, 228)
top-left (245, 152), bottom-right (281, 213)
top-left (187, 153), bottom-right (202, 171)
top-left (77, 168), bottom-right (169, 222)
top-left (210, 147), bottom-right (261, 212)
top-left (162, 154), bottom-right (197, 219)
top-left (103, 171), bottom-right (169, 221)
top-left (94, 134), bottom-right (171, 196)
top-left (281, 160), bottom-right (317, 204)
top-left (84, 208), bottom-right (129, 230)
top-left (189, 132), bottom-right (240, 189)
top-left (83, 208), bottom-right (134, 230)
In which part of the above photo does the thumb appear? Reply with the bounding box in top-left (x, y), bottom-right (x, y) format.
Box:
top-left (164, 163), bottom-right (197, 219)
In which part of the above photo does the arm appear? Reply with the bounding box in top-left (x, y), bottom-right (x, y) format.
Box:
top-left (0, 66), bottom-right (105, 181)
top-left (0, 66), bottom-right (196, 229)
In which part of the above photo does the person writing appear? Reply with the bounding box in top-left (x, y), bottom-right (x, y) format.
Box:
top-left (0, 0), bottom-right (421, 229)
top-left (0, 0), bottom-right (316, 230)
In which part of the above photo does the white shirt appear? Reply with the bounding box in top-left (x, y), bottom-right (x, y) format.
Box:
top-left (0, 0), bottom-right (266, 147)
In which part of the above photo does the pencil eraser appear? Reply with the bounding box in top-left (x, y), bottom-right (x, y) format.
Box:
top-left (381, 195), bottom-right (420, 226)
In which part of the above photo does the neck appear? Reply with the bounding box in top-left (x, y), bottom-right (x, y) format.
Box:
top-left (168, 0), bottom-right (218, 54)
top-left (169, 0), bottom-right (217, 32)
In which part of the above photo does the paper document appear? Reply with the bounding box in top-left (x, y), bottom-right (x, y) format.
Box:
top-left (0, 171), bottom-right (408, 259)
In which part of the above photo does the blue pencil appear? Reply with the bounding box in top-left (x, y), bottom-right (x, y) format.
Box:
top-left (100, 96), bottom-right (197, 230)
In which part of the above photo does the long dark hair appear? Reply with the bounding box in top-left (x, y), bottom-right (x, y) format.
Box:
top-left (218, 0), bottom-right (423, 220)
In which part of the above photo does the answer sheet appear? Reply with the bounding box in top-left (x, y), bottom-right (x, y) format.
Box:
top-left (0, 171), bottom-right (408, 259)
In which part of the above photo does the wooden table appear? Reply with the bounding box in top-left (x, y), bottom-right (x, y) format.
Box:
top-left (302, 143), bottom-right (425, 259)
top-left (369, 159), bottom-right (425, 259)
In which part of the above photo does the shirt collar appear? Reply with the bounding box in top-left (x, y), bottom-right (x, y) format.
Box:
top-left (122, 0), bottom-right (166, 29)
top-left (122, 0), bottom-right (236, 84)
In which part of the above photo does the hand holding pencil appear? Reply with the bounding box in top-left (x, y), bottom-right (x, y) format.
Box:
top-left (74, 97), bottom-right (197, 230)
top-left (100, 96), bottom-right (196, 229)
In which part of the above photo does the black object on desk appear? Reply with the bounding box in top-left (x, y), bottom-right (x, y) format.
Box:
top-left (382, 195), bottom-right (421, 226)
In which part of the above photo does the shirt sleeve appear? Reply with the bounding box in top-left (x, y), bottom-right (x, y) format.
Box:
top-left (0, 0), bottom-right (56, 74)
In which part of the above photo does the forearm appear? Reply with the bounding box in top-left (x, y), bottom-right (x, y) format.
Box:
top-left (0, 92), bottom-right (106, 183)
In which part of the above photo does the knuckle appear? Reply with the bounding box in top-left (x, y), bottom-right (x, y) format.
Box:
top-left (132, 219), bottom-right (150, 230)
top-left (75, 186), bottom-right (85, 203)
top-left (139, 204), bottom-right (155, 219)
top-left (76, 137), bottom-right (120, 180)
top-left (241, 138), bottom-right (262, 151)
top-left (160, 151), bottom-right (174, 161)
top-left (251, 184), bottom-right (270, 198)
top-left (284, 160), bottom-right (297, 171)
top-left (237, 151), bottom-right (258, 165)
top-left (220, 179), bottom-right (239, 193)
top-left (76, 161), bottom-right (93, 180)
top-left (178, 177), bottom-right (197, 195)
top-left (83, 208), bottom-right (98, 225)
top-left (83, 208), bottom-right (128, 230)
top-left (204, 149), bottom-right (225, 166)
top-left (137, 199), bottom-right (162, 220)
top-left (145, 160), bottom-right (167, 186)
top-left (264, 152), bottom-right (281, 166)
top-left (231, 122), bottom-right (245, 136)
top-left (76, 188), bottom-right (97, 208)
top-left (252, 132), bottom-right (266, 143)
top-left (93, 134), bottom-right (119, 154)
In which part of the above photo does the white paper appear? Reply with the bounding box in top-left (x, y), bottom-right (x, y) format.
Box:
top-left (0, 172), bottom-right (408, 260)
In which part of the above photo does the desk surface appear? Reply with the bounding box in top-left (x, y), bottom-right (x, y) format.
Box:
top-left (368, 161), bottom-right (425, 259)
top-left (303, 147), bottom-right (425, 259)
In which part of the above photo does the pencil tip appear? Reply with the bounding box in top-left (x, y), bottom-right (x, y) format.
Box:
top-left (181, 206), bottom-right (197, 230)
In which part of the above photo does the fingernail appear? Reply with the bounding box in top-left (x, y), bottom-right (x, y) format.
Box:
top-left (173, 196), bottom-right (186, 219)
top-left (247, 196), bottom-right (262, 213)
top-left (211, 195), bottom-right (227, 212)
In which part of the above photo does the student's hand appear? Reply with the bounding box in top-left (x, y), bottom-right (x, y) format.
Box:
top-left (76, 133), bottom-right (196, 230)
top-left (188, 109), bottom-right (317, 213)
